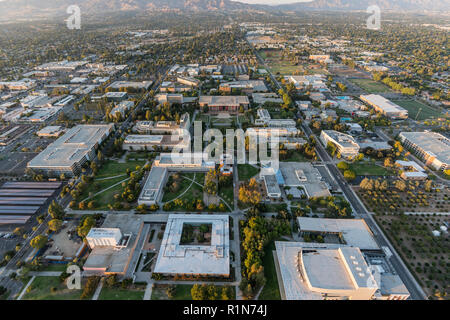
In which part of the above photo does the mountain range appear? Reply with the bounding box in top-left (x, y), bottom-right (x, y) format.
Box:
top-left (0, 0), bottom-right (448, 21)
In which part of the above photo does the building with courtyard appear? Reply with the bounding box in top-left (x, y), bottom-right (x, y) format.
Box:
top-left (153, 214), bottom-right (230, 277)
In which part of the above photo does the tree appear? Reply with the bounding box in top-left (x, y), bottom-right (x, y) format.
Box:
top-left (77, 216), bottom-right (95, 238)
top-left (394, 180), bottom-right (407, 191)
top-left (48, 219), bottom-right (63, 232)
top-left (191, 284), bottom-right (207, 300)
top-left (337, 161), bottom-right (349, 171)
top-left (344, 170), bottom-right (356, 181)
top-left (48, 200), bottom-right (65, 220)
top-left (30, 235), bottom-right (48, 250)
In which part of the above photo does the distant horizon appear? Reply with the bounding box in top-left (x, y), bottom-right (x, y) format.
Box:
top-left (232, 0), bottom-right (313, 5)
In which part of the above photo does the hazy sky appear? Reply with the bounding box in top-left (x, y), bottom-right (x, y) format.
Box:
top-left (232, 0), bottom-right (312, 5)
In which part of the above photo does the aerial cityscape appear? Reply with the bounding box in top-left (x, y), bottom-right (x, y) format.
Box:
top-left (0, 0), bottom-right (448, 306)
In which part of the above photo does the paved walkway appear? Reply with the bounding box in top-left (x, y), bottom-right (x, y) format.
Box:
top-left (91, 278), bottom-right (104, 300)
top-left (29, 271), bottom-right (62, 277)
top-left (16, 276), bottom-right (35, 300)
top-left (143, 281), bottom-right (154, 300)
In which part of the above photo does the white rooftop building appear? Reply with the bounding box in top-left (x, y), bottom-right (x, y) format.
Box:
top-left (360, 95), bottom-right (408, 119)
top-left (137, 166), bottom-right (169, 205)
top-left (154, 214), bottom-right (230, 276)
top-left (27, 124), bottom-right (114, 176)
top-left (398, 131), bottom-right (450, 172)
top-left (320, 130), bottom-right (360, 159)
top-left (275, 241), bottom-right (378, 300)
top-left (279, 162), bottom-right (331, 198)
top-left (86, 228), bottom-right (123, 249)
top-left (297, 217), bottom-right (380, 251)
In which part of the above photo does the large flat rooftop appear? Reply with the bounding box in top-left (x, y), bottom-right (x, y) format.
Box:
top-left (399, 132), bottom-right (450, 166)
top-left (154, 214), bottom-right (230, 275)
top-left (279, 162), bottom-right (331, 198)
top-left (297, 217), bottom-right (380, 250)
top-left (275, 241), bottom-right (378, 300)
top-left (28, 124), bottom-right (113, 170)
top-left (360, 94), bottom-right (408, 115)
top-left (83, 214), bottom-right (143, 274)
top-left (199, 95), bottom-right (250, 107)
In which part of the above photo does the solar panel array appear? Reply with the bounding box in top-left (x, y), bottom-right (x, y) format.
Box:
top-left (0, 182), bottom-right (61, 225)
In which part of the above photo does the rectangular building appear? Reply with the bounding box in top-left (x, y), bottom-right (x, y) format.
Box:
top-left (360, 95), bottom-right (408, 119)
top-left (275, 242), bottom-right (379, 300)
top-left (154, 214), bottom-right (230, 276)
top-left (320, 130), bottom-right (360, 159)
top-left (86, 228), bottom-right (123, 249)
top-left (398, 131), bottom-right (450, 171)
top-left (199, 96), bottom-right (250, 113)
top-left (27, 124), bottom-right (114, 176)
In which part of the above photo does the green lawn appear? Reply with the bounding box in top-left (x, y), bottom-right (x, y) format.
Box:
top-left (349, 163), bottom-right (393, 176)
top-left (76, 160), bottom-right (145, 209)
top-left (88, 181), bottom-right (127, 210)
top-left (349, 78), bottom-right (392, 93)
top-left (151, 284), bottom-right (234, 300)
top-left (151, 284), bottom-right (193, 300)
top-left (23, 276), bottom-right (82, 300)
top-left (281, 151), bottom-right (309, 162)
top-left (98, 286), bottom-right (145, 300)
top-left (165, 173), bottom-right (205, 210)
top-left (40, 264), bottom-right (69, 272)
top-left (179, 173), bottom-right (204, 203)
top-left (258, 50), bottom-right (305, 75)
top-left (258, 241), bottom-right (281, 300)
top-left (238, 164), bottom-right (259, 181)
top-left (95, 160), bottom-right (145, 179)
top-left (162, 173), bottom-right (195, 203)
top-left (392, 100), bottom-right (444, 120)
top-left (219, 185), bottom-right (234, 210)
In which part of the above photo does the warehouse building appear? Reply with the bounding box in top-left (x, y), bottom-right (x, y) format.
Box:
top-left (27, 124), bottom-right (114, 176)
top-left (360, 95), bottom-right (408, 119)
top-left (398, 131), bottom-right (450, 171)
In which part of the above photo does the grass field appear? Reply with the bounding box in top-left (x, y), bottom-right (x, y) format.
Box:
top-left (151, 284), bottom-right (193, 300)
top-left (258, 49), bottom-right (304, 75)
top-left (238, 164), bottom-right (259, 181)
top-left (349, 163), bottom-right (393, 176)
top-left (258, 241), bottom-right (281, 300)
top-left (95, 160), bottom-right (145, 179)
top-left (349, 78), bottom-right (392, 93)
top-left (392, 100), bottom-right (444, 120)
top-left (23, 276), bottom-right (82, 300)
top-left (162, 173), bottom-right (195, 203)
top-left (280, 151), bottom-right (309, 162)
top-left (219, 185), bottom-right (234, 209)
top-left (98, 286), bottom-right (145, 300)
top-left (77, 160), bottom-right (145, 209)
top-left (40, 264), bottom-right (69, 272)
